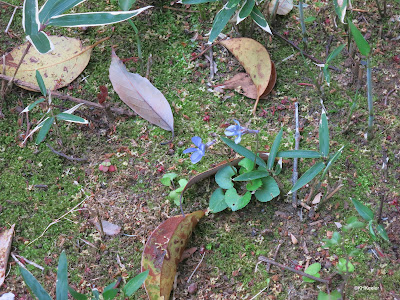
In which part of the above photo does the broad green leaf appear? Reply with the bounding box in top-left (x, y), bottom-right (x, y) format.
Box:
top-left (169, 190), bottom-right (182, 206)
top-left (27, 31), bottom-right (54, 54)
top-left (349, 20), bottom-right (370, 57)
top-left (56, 251), bottom-right (68, 300)
top-left (182, 0), bottom-right (219, 3)
top-left (221, 137), bottom-right (267, 168)
top-left (267, 128), bottom-right (283, 170)
top-left (160, 173), bottom-right (177, 186)
top-left (323, 67), bottom-right (331, 86)
top-left (376, 224), bottom-right (389, 242)
top-left (237, 0), bottom-right (255, 24)
top-left (250, 6), bottom-right (272, 34)
top-left (246, 178), bottom-right (263, 191)
top-left (47, 7), bottom-right (152, 27)
top-left (21, 98), bottom-right (46, 113)
top-left (209, 188), bottom-right (228, 213)
top-left (319, 110), bottom-right (329, 157)
top-left (289, 162), bottom-right (325, 194)
top-left (19, 266), bottom-right (52, 300)
top-left (35, 70), bottom-right (47, 96)
top-left (23, 0), bottom-right (40, 36)
top-left (254, 176), bottom-right (280, 202)
top-left (326, 44), bottom-right (345, 64)
top-left (119, 0), bottom-right (136, 11)
top-left (323, 231), bottom-right (341, 247)
top-left (320, 146), bottom-right (344, 180)
top-left (303, 272), bottom-right (320, 283)
top-left (104, 281), bottom-right (117, 293)
top-left (92, 289), bottom-right (100, 300)
top-left (337, 258), bottom-right (354, 273)
top-left (238, 157), bottom-right (255, 173)
top-left (303, 263), bottom-right (321, 282)
top-left (333, 0), bottom-right (347, 23)
top-left (39, 0), bottom-right (86, 24)
top-left (225, 189), bottom-right (251, 211)
top-left (36, 116), bottom-right (54, 144)
top-left (56, 113), bottom-right (88, 124)
top-left (226, 0), bottom-right (241, 9)
top-left (343, 216), bottom-right (365, 231)
top-left (68, 286), bottom-right (88, 300)
top-left (208, 5), bottom-right (236, 43)
top-left (317, 290), bottom-right (342, 300)
top-left (123, 270), bottom-right (149, 296)
top-left (215, 165), bottom-right (236, 189)
top-left (369, 220), bottom-right (377, 240)
top-left (304, 16), bottom-right (316, 23)
top-left (277, 150), bottom-right (321, 158)
top-left (102, 288), bottom-right (118, 300)
top-left (351, 198), bottom-right (374, 221)
top-left (175, 179), bottom-right (188, 193)
top-left (233, 169), bottom-right (269, 181)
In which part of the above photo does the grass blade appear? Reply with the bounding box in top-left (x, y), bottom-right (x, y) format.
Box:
top-left (267, 128), bottom-right (283, 170)
top-left (349, 20), bottom-right (371, 57)
top-left (289, 162), bottom-right (325, 194)
top-left (221, 136), bottom-right (267, 168)
top-left (277, 150), bottom-right (321, 158)
top-left (56, 251), bottom-right (68, 300)
top-left (19, 266), bottom-right (52, 300)
top-left (319, 109), bottom-right (329, 157)
top-left (35, 70), bottom-right (47, 96)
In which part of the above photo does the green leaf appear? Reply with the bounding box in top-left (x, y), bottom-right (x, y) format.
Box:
top-left (238, 157), bottom-right (255, 173)
top-left (175, 179), bottom-right (188, 193)
top-left (209, 188), bottom-right (228, 213)
top-left (36, 116), bottom-right (54, 144)
top-left (333, 0), bottom-right (347, 23)
top-left (169, 190), bottom-right (182, 206)
top-left (160, 173), bottom-right (177, 186)
top-left (254, 176), bottom-right (280, 202)
top-left (351, 198), bottom-right (374, 221)
top-left (22, 98), bottom-right (46, 113)
top-left (68, 286), bottom-right (88, 300)
top-left (181, 0), bottom-right (219, 3)
top-left (35, 70), bottom-right (47, 96)
top-left (225, 0), bottom-right (241, 9)
top-left (250, 6), bottom-right (272, 34)
top-left (317, 290), bottom-right (342, 300)
top-left (304, 16), bottom-right (316, 23)
top-left (344, 216), bottom-right (365, 231)
top-left (225, 189), bottom-right (251, 211)
top-left (319, 110), bottom-right (329, 157)
top-left (221, 137), bottom-right (267, 168)
top-left (349, 20), bottom-right (370, 57)
top-left (23, 0), bottom-right (40, 36)
top-left (303, 272), bottom-right (320, 283)
top-left (348, 248), bottom-right (362, 256)
top-left (123, 270), bottom-right (149, 296)
top-left (56, 251), bottom-right (68, 300)
top-left (320, 146), bottom-right (344, 180)
top-left (273, 158), bottom-right (282, 176)
top-left (337, 258), bottom-right (354, 273)
top-left (39, 0), bottom-right (86, 24)
top-left (215, 165), bottom-right (236, 189)
top-left (27, 31), bottom-right (54, 54)
top-left (323, 67), bottom-right (331, 86)
top-left (102, 288), bottom-right (119, 300)
top-left (47, 7), bottom-right (152, 27)
top-left (237, 0), bottom-right (255, 23)
top-left (246, 178), bottom-right (263, 191)
top-left (118, 0), bottom-right (136, 11)
top-left (92, 289), bottom-right (100, 300)
top-left (19, 266), bottom-right (52, 300)
top-left (277, 150), bottom-right (321, 158)
top-left (369, 220), bottom-right (377, 240)
top-left (104, 281), bottom-right (117, 293)
top-left (377, 224), bottom-right (389, 242)
top-left (56, 113), bottom-right (88, 124)
top-left (303, 262), bottom-right (321, 282)
top-left (233, 169), bottom-right (269, 181)
top-left (326, 44), bottom-right (345, 65)
top-left (323, 231), bottom-right (341, 247)
top-left (267, 128), bottom-right (283, 170)
top-left (289, 162), bottom-right (325, 194)
top-left (208, 5), bottom-right (236, 43)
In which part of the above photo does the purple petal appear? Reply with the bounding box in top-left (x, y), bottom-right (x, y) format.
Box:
top-left (234, 134), bottom-right (242, 144)
top-left (225, 130), bottom-right (236, 136)
top-left (190, 150), bottom-right (204, 164)
top-left (234, 119), bottom-right (241, 126)
top-left (191, 136), bottom-right (203, 148)
top-left (225, 125), bottom-right (237, 132)
top-left (183, 147), bottom-right (197, 154)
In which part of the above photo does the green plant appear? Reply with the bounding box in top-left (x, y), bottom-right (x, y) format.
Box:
top-left (181, 0), bottom-right (272, 43)
top-left (21, 71), bottom-right (88, 145)
top-left (19, 251), bottom-right (149, 299)
top-left (161, 172), bottom-right (188, 205)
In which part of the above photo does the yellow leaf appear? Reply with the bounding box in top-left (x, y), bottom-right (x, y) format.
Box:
top-left (1, 36), bottom-right (107, 91)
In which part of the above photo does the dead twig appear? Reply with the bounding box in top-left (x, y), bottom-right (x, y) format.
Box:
top-left (0, 0), bottom-right (22, 7)
top-left (266, 243), bottom-right (282, 272)
top-left (190, 44), bottom-right (214, 61)
top-left (258, 256), bottom-right (330, 284)
top-left (96, 209), bottom-right (105, 238)
top-left (5, 6), bottom-right (18, 33)
top-left (145, 54), bottom-right (153, 79)
top-left (46, 143), bottom-right (87, 162)
top-left (384, 88), bottom-right (396, 106)
top-left (187, 251), bottom-right (205, 283)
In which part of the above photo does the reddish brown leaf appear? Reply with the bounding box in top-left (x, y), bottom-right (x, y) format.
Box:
top-left (0, 224), bottom-right (14, 287)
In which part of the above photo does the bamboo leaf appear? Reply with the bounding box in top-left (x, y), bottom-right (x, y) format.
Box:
top-left (277, 150), bottom-right (321, 158)
top-left (123, 270), bottom-right (149, 296)
top-left (221, 136), bottom-right (267, 168)
top-left (68, 286), bottom-right (88, 300)
top-left (267, 128), bottom-right (283, 170)
top-left (320, 146), bottom-right (344, 180)
top-left (319, 109), bottom-right (329, 157)
top-left (237, 0), bottom-right (255, 24)
top-left (23, 0), bottom-right (40, 36)
top-left (35, 116), bottom-right (54, 144)
top-left (35, 70), bottom-right (47, 96)
top-left (19, 266), bottom-right (52, 300)
top-left (376, 224), bottom-right (389, 242)
top-left (289, 162), bottom-right (325, 194)
top-left (56, 113), bottom-right (88, 124)
top-left (351, 198), bottom-right (374, 221)
top-left (250, 6), bottom-right (272, 34)
top-left (207, 5), bottom-right (236, 43)
top-left (349, 20), bottom-right (371, 57)
top-left (56, 251), bottom-right (68, 300)
top-left (39, 0), bottom-right (86, 24)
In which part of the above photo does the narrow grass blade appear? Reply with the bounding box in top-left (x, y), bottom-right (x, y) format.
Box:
top-left (289, 162), bottom-right (325, 194)
top-left (376, 224), bottom-right (389, 242)
top-left (351, 198), bottom-right (374, 221)
top-left (35, 116), bottom-right (54, 144)
top-left (277, 150), bottom-right (321, 158)
top-left (21, 98), bottom-right (46, 113)
top-left (118, 0), bottom-right (136, 11)
top-left (326, 44), bottom-right (345, 64)
top-left (123, 270), bottom-right (149, 296)
top-left (19, 266), bottom-right (52, 300)
top-left (56, 251), bottom-right (68, 300)
top-left (267, 128), bottom-right (283, 170)
top-left (319, 109), bottom-right (329, 157)
top-left (221, 136), bottom-right (267, 168)
top-left (333, 0), bottom-right (347, 23)
top-left (320, 146), bottom-right (344, 180)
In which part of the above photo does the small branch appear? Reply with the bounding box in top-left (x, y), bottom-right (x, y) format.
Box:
top-left (266, 243), bottom-right (282, 272)
top-left (6, 43), bottom-right (31, 93)
top-left (46, 143), bottom-right (87, 162)
top-left (187, 251), bottom-right (206, 283)
top-left (145, 54), bottom-right (153, 79)
top-left (384, 88), bottom-right (396, 106)
top-left (258, 256), bottom-right (330, 284)
top-left (96, 209), bottom-right (105, 238)
top-left (5, 6), bottom-right (18, 33)
top-left (377, 194), bottom-right (385, 224)
top-left (271, 29), bottom-right (341, 72)
top-left (0, 0), bottom-right (22, 8)
top-left (292, 102), bottom-right (300, 207)
top-left (190, 44), bottom-right (214, 61)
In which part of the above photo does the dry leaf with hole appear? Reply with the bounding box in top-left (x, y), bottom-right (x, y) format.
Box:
top-left (109, 49), bottom-right (174, 133)
top-left (1, 36), bottom-right (106, 91)
top-left (312, 192), bottom-right (322, 204)
top-left (269, 0), bottom-right (294, 15)
top-left (219, 38), bottom-right (273, 114)
top-left (0, 224), bottom-right (14, 287)
top-left (93, 220), bottom-right (121, 236)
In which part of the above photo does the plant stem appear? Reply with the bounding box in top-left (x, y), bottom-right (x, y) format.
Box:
top-left (366, 57), bottom-right (373, 140)
top-left (5, 42), bottom-right (31, 94)
top-left (298, 0), bottom-right (307, 47)
top-left (292, 102), bottom-right (300, 207)
top-left (127, 19), bottom-right (143, 73)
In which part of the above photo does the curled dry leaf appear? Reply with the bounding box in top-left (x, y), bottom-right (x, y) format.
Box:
top-left (221, 62), bottom-right (276, 100)
top-left (290, 233), bottom-right (298, 245)
top-left (219, 38), bottom-right (272, 114)
top-left (93, 220), bottom-right (121, 236)
top-left (109, 49), bottom-right (174, 133)
top-left (1, 36), bottom-right (108, 91)
top-left (141, 210), bottom-right (205, 300)
top-left (0, 224), bottom-right (15, 287)
top-left (269, 0), bottom-right (294, 15)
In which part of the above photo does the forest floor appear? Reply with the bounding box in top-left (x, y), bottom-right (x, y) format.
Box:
top-left (0, 0), bottom-right (399, 299)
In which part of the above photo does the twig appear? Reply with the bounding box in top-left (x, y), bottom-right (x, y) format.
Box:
top-left (258, 256), bottom-right (330, 284)
top-left (377, 194), bottom-right (385, 224)
top-left (145, 54), bottom-right (153, 79)
top-left (0, 73), bottom-right (134, 116)
top-left (28, 193), bottom-right (88, 245)
top-left (266, 243), bottom-right (282, 272)
top-left (323, 182), bottom-right (343, 202)
top-left (46, 143), bottom-right (87, 161)
top-left (271, 29), bottom-right (341, 72)
top-left (5, 43), bottom-right (31, 94)
top-left (190, 44), bottom-right (214, 61)
top-left (292, 102), bottom-right (300, 207)
top-left (12, 254), bottom-right (44, 271)
top-left (248, 280), bottom-right (270, 300)
top-left (162, 5), bottom-right (198, 13)
top-left (384, 88), bottom-right (396, 106)
top-left (96, 209), bottom-right (105, 238)
top-left (299, 202), bottom-right (311, 210)
top-left (5, 6), bottom-right (18, 33)
top-left (207, 46), bottom-right (215, 80)
top-left (0, 0), bottom-right (22, 8)
top-left (187, 252), bottom-right (205, 283)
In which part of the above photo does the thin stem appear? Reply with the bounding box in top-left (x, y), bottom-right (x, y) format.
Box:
top-left (252, 132), bottom-right (260, 169)
top-left (6, 43), bottom-right (31, 91)
top-left (366, 57), bottom-right (373, 140)
top-left (127, 19), bottom-right (143, 73)
top-left (298, 0), bottom-right (307, 47)
top-left (292, 102), bottom-right (300, 207)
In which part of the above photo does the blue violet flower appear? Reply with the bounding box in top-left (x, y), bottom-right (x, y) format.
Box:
top-left (183, 136), bottom-right (216, 164)
top-left (224, 120), bottom-right (259, 144)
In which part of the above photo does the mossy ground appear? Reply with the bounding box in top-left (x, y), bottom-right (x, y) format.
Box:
top-left (1, 0), bottom-right (399, 299)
